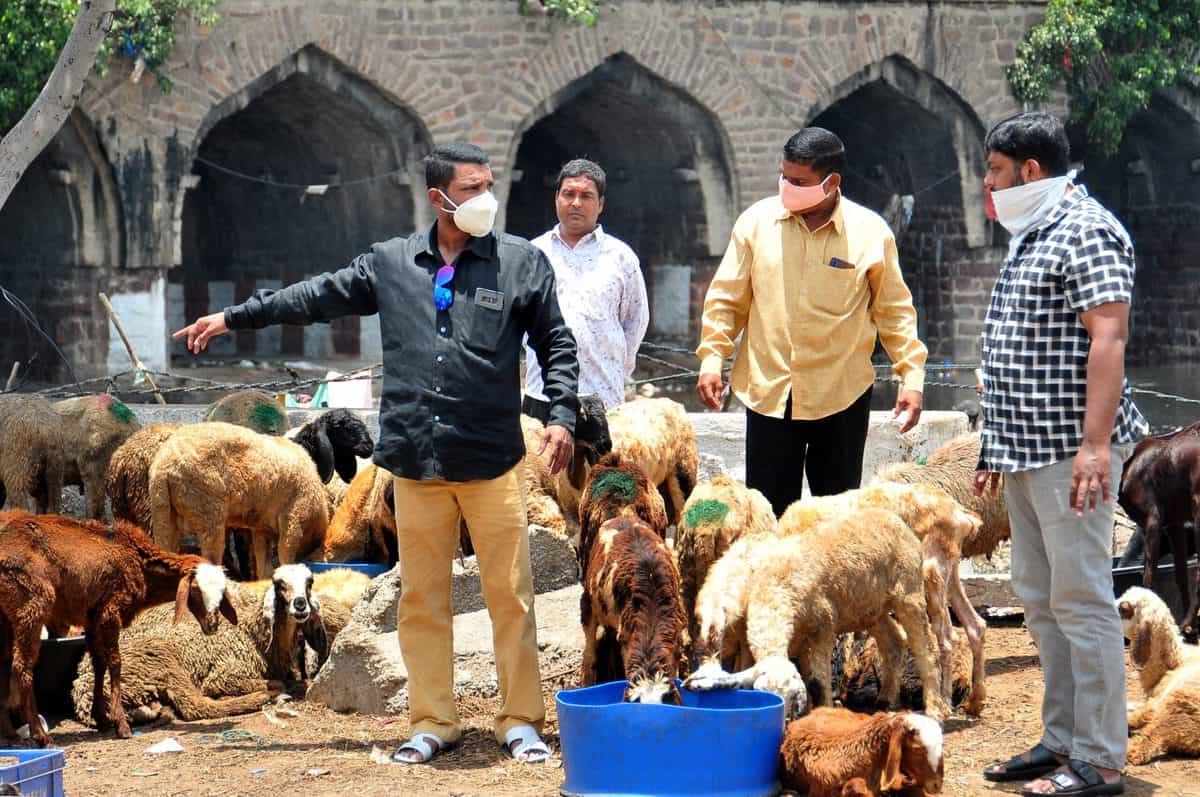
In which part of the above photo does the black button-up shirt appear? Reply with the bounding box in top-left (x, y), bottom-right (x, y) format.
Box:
top-left (225, 225), bottom-right (579, 482)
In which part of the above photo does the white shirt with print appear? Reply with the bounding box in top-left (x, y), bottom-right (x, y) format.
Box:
top-left (524, 224), bottom-right (649, 410)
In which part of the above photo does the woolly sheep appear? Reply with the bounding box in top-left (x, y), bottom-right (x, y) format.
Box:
top-left (148, 422), bottom-right (329, 580)
top-left (0, 396), bottom-right (66, 514)
top-left (52, 394), bottom-right (141, 518)
top-left (321, 463), bottom-right (396, 564)
top-left (1118, 586), bottom-right (1200, 764)
top-left (607, 397), bottom-right (698, 527)
top-left (204, 390), bottom-right (290, 435)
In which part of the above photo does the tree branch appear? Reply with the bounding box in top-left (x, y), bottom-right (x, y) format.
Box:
top-left (0, 0), bottom-right (116, 210)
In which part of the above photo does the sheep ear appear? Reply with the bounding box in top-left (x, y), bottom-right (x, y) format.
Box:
top-left (334, 445), bottom-right (358, 485)
top-left (314, 427), bottom-right (335, 483)
top-left (172, 575), bottom-right (192, 626)
top-left (302, 608), bottom-right (331, 668)
top-left (1118, 600), bottom-right (1134, 620)
top-left (262, 586), bottom-right (277, 623)
top-left (219, 591), bottom-right (238, 625)
top-left (1131, 620), bottom-right (1153, 666)
top-left (881, 721), bottom-right (907, 792)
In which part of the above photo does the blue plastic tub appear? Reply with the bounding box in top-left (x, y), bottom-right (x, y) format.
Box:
top-left (556, 681), bottom-right (784, 797)
top-left (0, 749), bottom-right (65, 797)
top-left (304, 561), bottom-right (389, 579)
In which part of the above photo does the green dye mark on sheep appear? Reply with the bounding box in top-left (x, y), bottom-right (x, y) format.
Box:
top-left (917, 455), bottom-right (929, 466)
top-left (589, 470), bottom-right (636, 502)
top-left (248, 403), bottom-right (286, 434)
top-left (108, 399), bottom-right (135, 425)
top-left (685, 500), bottom-right (730, 529)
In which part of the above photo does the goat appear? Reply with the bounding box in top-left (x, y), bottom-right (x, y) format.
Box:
top-left (0, 512), bottom-right (233, 745)
top-left (579, 515), bottom-right (687, 705)
top-left (1117, 422), bottom-right (1200, 635)
top-left (778, 707), bottom-right (944, 796)
top-left (686, 509), bottom-right (949, 721)
top-left (1117, 586), bottom-right (1200, 764)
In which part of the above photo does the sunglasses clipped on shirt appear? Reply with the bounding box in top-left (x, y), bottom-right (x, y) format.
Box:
top-left (434, 264), bottom-right (455, 310)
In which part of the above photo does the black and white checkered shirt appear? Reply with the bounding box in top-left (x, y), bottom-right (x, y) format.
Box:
top-left (978, 184), bottom-right (1149, 472)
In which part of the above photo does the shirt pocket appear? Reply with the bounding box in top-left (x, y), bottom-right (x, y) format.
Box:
top-left (468, 304), bottom-right (505, 353)
top-left (807, 263), bottom-right (862, 315)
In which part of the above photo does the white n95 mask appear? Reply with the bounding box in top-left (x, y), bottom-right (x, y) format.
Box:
top-left (438, 190), bottom-right (498, 238)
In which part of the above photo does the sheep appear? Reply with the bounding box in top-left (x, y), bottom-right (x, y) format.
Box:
top-left (320, 464), bottom-right (397, 564)
top-left (607, 397), bottom-right (698, 527)
top-left (52, 394), bottom-right (141, 519)
top-left (285, 408), bottom-right (375, 486)
top-left (836, 628), bottom-right (974, 712)
top-left (675, 476), bottom-right (776, 662)
top-left (1117, 423), bottom-right (1200, 634)
top-left (579, 514), bottom-right (688, 705)
top-left (577, 451), bottom-right (669, 574)
top-left (0, 512), bottom-right (234, 745)
top-left (0, 396), bottom-right (66, 514)
top-left (106, 422), bottom-right (181, 530)
top-left (147, 422), bottom-right (330, 580)
top-left (71, 564), bottom-right (357, 724)
top-left (686, 509), bottom-right (949, 721)
top-left (778, 482), bottom-right (987, 716)
top-left (1117, 586), bottom-right (1200, 765)
top-left (778, 707), bottom-right (944, 797)
top-left (204, 390), bottom-right (290, 435)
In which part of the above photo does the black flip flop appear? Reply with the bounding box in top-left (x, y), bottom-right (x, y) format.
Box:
top-left (1020, 759), bottom-right (1124, 796)
top-left (983, 743), bottom-right (1062, 782)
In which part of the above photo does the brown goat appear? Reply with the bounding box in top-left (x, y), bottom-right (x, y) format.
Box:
top-left (779, 708), bottom-right (944, 797)
top-left (0, 512), bottom-right (235, 746)
top-left (577, 451), bottom-right (669, 575)
top-left (1118, 422), bottom-right (1200, 634)
top-left (579, 514), bottom-right (687, 705)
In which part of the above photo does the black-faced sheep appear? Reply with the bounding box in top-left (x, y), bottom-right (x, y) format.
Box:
top-left (204, 390), bottom-right (290, 435)
top-left (70, 565), bottom-right (364, 723)
top-left (0, 396), bottom-right (66, 514)
top-left (147, 422), bottom-right (330, 580)
top-left (52, 394), bottom-right (141, 519)
top-left (0, 512), bottom-right (234, 745)
top-left (686, 509), bottom-right (949, 721)
top-left (1117, 586), bottom-right (1200, 764)
top-left (607, 397), bottom-right (698, 527)
top-left (580, 515), bottom-right (688, 705)
top-left (778, 707), bottom-right (944, 797)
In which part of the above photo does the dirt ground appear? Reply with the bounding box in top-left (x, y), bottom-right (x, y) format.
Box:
top-left (21, 625), bottom-right (1192, 796)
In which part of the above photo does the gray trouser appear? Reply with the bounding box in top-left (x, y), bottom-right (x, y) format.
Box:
top-left (1007, 446), bottom-right (1130, 771)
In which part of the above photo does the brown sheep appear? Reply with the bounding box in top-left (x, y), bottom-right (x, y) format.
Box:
top-left (686, 509), bottom-right (949, 721)
top-left (779, 707), bottom-right (944, 796)
top-left (577, 451), bottom-right (669, 574)
top-left (320, 463), bottom-right (397, 564)
top-left (106, 422), bottom-right (182, 529)
top-left (0, 396), bottom-right (67, 514)
top-left (1118, 586), bottom-right (1200, 764)
top-left (0, 512), bottom-right (234, 745)
top-left (873, 433), bottom-right (1010, 560)
top-left (607, 397), bottom-right (698, 527)
top-left (579, 514), bottom-right (687, 705)
top-left (148, 422), bottom-right (329, 580)
top-left (204, 390), bottom-right (290, 435)
top-left (676, 476), bottom-right (776, 662)
top-left (52, 394), bottom-right (141, 519)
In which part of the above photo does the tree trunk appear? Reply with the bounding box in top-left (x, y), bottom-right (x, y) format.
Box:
top-left (0, 0), bottom-right (116, 210)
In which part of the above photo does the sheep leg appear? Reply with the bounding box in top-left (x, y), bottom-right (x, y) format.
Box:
top-left (1127, 731), bottom-right (1168, 766)
top-left (1185, 507), bottom-right (1200, 635)
top-left (805, 632), bottom-right (836, 708)
top-left (255, 531), bottom-right (277, 579)
top-left (1141, 517), bottom-right (1163, 589)
top-left (893, 597), bottom-right (950, 721)
top-left (85, 637), bottom-right (110, 730)
top-left (83, 470), bottom-right (107, 520)
top-left (10, 623), bottom-right (47, 747)
top-left (166, 673), bottom-right (281, 721)
top-left (870, 618), bottom-right (905, 708)
top-left (949, 563), bottom-right (988, 715)
top-left (923, 560), bottom-right (957, 711)
top-left (1127, 703), bottom-right (1153, 730)
top-left (579, 591), bottom-right (599, 687)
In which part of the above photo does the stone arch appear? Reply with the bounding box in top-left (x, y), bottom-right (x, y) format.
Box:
top-left (0, 110), bottom-right (124, 383)
top-left (1076, 89), bottom-right (1200, 364)
top-left (503, 52), bottom-right (739, 338)
top-left (175, 45), bottom-right (433, 361)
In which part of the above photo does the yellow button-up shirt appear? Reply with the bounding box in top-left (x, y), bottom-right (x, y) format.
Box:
top-left (697, 192), bottom-right (927, 420)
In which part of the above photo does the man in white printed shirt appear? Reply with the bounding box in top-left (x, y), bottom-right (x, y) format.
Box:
top-left (522, 159), bottom-right (650, 418)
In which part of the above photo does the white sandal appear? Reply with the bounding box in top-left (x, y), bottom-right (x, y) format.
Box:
top-left (392, 732), bottom-right (449, 764)
top-left (504, 725), bottom-right (551, 764)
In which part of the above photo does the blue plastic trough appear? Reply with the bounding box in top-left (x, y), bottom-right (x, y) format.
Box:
top-left (304, 561), bottom-right (389, 579)
top-left (556, 680), bottom-right (784, 797)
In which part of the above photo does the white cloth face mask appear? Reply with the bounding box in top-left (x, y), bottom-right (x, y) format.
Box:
top-left (991, 170), bottom-right (1076, 256)
top-left (438, 190), bottom-right (498, 237)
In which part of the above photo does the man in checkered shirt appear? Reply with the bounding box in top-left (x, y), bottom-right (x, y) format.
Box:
top-left (977, 112), bottom-right (1147, 797)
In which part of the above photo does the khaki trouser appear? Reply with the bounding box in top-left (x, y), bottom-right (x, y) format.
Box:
top-left (1007, 445), bottom-right (1131, 771)
top-left (392, 467), bottom-right (542, 745)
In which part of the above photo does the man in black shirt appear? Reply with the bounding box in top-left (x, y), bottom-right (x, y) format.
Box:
top-left (174, 142), bottom-right (579, 765)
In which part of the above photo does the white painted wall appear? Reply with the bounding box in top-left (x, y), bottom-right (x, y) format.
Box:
top-left (106, 277), bottom-right (168, 374)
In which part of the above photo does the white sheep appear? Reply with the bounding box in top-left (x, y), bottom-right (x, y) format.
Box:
top-left (608, 397), bottom-right (698, 527)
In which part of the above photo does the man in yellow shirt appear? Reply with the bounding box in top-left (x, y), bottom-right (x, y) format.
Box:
top-left (696, 127), bottom-right (927, 515)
